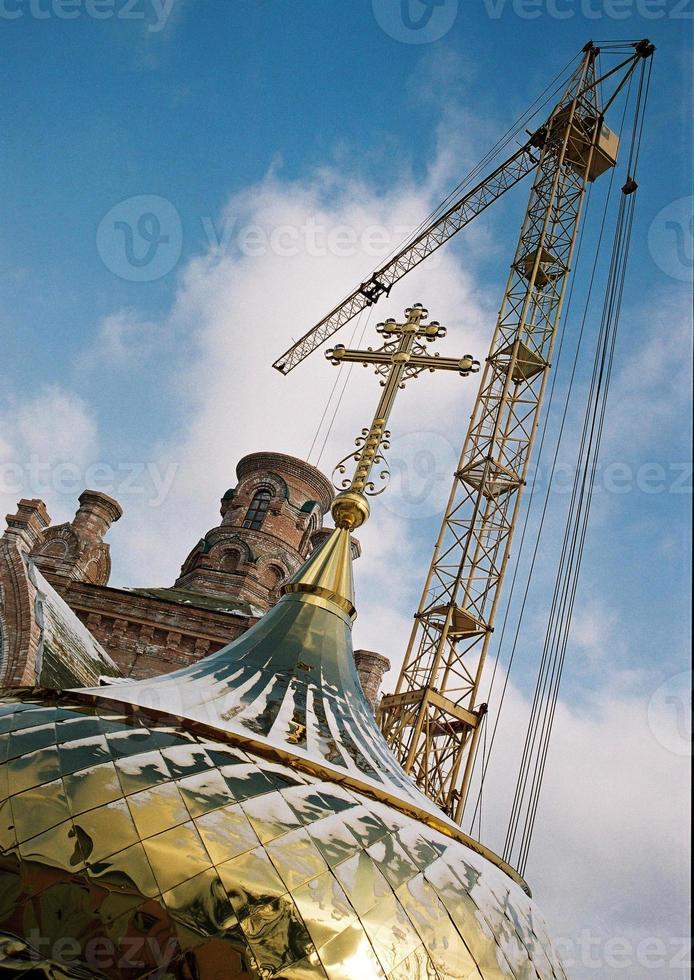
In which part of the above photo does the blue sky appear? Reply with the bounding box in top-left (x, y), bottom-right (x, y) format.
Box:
top-left (1, 2), bottom-right (692, 976)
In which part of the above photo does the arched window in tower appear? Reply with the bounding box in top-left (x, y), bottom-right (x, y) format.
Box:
top-left (243, 489), bottom-right (271, 530)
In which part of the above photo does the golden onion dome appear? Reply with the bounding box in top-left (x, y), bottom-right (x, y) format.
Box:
top-left (0, 525), bottom-right (568, 979)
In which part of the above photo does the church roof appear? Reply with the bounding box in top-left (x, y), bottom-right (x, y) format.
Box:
top-left (125, 585), bottom-right (263, 618)
top-left (27, 562), bottom-right (120, 688)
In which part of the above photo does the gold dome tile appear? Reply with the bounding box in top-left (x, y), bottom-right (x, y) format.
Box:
top-left (86, 840), bottom-right (159, 898)
top-left (291, 870), bottom-right (358, 950)
top-left (194, 802), bottom-right (259, 866)
top-left (8, 745), bottom-right (61, 795)
top-left (217, 844), bottom-right (287, 920)
top-left (63, 761), bottom-right (123, 816)
top-left (161, 866), bottom-right (237, 936)
top-left (141, 820), bottom-right (212, 893)
top-left (241, 790), bottom-right (303, 845)
top-left (177, 767), bottom-right (234, 818)
top-left (58, 733), bottom-right (112, 775)
top-left (126, 780), bottom-right (190, 839)
top-left (359, 890), bottom-right (421, 973)
top-left (8, 721), bottom-right (56, 758)
top-left (266, 826), bottom-right (329, 891)
top-left (331, 851), bottom-right (391, 918)
top-left (17, 819), bottom-right (86, 874)
top-left (113, 748), bottom-right (171, 796)
top-left (316, 929), bottom-right (384, 979)
top-left (72, 798), bottom-right (140, 864)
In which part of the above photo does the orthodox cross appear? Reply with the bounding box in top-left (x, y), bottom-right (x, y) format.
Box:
top-left (327, 303), bottom-right (479, 506)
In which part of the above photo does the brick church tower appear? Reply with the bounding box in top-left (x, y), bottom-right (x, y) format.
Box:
top-left (174, 452), bottom-right (334, 612)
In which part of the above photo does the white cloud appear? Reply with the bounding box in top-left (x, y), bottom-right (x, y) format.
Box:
top-left (602, 288), bottom-right (691, 459)
top-left (81, 309), bottom-right (161, 369)
top-left (104, 162), bottom-right (492, 585)
top-left (0, 385), bottom-right (99, 526)
top-left (564, 597), bottom-right (622, 668)
top-left (13, 386), bottom-right (97, 467)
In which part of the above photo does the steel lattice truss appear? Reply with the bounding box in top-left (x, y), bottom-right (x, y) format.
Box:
top-left (272, 145), bottom-right (540, 374)
top-left (378, 50), bottom-right (602, 822)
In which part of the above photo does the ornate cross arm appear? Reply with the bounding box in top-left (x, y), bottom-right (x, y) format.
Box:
top-left (326, 304), bottom-right (480, 531)
top-left (328, 346), bottom-right (479, 377)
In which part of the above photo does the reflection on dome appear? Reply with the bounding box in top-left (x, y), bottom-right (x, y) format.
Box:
top-left (0, 525), bottom-right (568, 978)
top-left (0, 697), bottom-right (566, 979)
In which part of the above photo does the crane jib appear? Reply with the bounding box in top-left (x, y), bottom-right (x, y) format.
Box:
top-left (272, 141), bottom-right (540, 375)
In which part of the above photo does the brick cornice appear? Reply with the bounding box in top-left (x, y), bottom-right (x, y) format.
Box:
top-left (56, 580), bottom-right (254, 644)
top-left (236, 452), bottom-right (333, 513)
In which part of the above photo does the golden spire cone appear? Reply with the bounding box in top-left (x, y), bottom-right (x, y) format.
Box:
top-left (282, 525), bottom-right (356, 620)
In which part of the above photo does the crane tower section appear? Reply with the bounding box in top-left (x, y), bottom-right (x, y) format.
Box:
top-left (378, 44), bottom-right (612, 821)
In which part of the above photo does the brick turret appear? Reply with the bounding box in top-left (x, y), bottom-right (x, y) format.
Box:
top-left (31, 490), bottom-right (122, 586)
top-left (354, 649), bottom-right (391, 708)
top-left (4, 499), bottom-right (50, 554)
top-left (175, 452), bottom-right (334, 611)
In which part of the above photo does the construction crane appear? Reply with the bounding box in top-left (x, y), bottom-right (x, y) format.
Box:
top-left (273, 39), bottom-right (654, 824)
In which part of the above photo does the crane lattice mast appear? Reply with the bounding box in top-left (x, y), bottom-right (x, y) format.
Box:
top-left (378, 41), bottom-right (649, 821)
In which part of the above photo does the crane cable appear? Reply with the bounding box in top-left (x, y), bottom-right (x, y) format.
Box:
top-left (503, 55), bottom-right (652, 876)
top-left (310, 304), bottom-right (375, 467)
top-left (513, 56), bottom-right (652, 874)
top-left (512, 187), bottom-right (638, 875)
top-left (306, 305), bottom-right (368, 462)
top-left (506, 97), bottom-right (647, 876)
